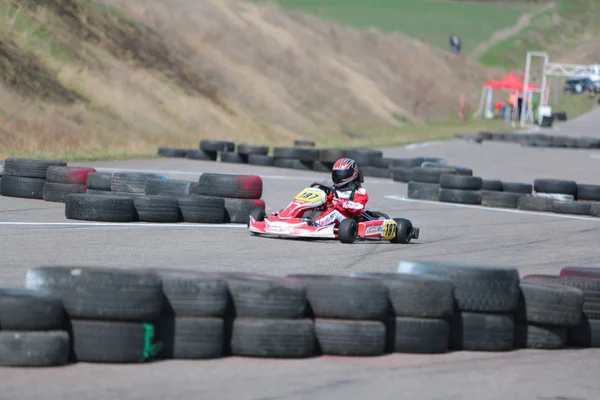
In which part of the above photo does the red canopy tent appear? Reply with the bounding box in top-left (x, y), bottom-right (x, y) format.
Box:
top-left (477, 72), bottom-right (539, 120)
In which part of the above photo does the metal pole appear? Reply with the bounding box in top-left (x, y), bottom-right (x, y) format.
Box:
top-left (540, 53), bottom-right (549, 106)
top-left (521, 52), bottom-right (532, 127)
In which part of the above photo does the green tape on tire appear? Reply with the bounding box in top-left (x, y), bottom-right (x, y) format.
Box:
top-left (141, 322), bottom-right (163, 362)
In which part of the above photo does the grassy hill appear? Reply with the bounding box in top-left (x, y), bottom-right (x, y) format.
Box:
top-left (0, 0), bottom-right (597, 160)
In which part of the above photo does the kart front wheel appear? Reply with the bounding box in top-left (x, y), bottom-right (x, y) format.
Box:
top-left (391, 218), bottom-right (413, 244)
top-left (338, 218), bottom-right (358, 244)
top-left (248, 208), bottom-right (266, 227)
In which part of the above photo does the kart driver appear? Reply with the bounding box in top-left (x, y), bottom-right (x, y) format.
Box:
top-left (310, 158), bottom-right (369, 227)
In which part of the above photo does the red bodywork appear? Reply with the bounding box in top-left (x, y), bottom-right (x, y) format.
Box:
top-left (248, 187), bottom-right (393, 240)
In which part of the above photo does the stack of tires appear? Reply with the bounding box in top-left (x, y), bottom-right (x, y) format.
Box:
top-left (351, 272), bottom-right (454, 354)
top-left (25, 266), bottom-right (165, 364)
top-left (152, 269), bottom-right (229, 360)
top-left (226, 274), bottom-right (316, 358)
top-left (286, 274), bottom-right (390, 356)
top-left (189, 140), bottom-right (234, 162)
top-left (189, 173), bottom-right (265, 224)
top-left (479, 180), bottom-right (524, 209)
top-left (85, 172), bottom-right (113, 194)
top-left (0, 158), bottom-right (66, 200)
top-left (438, 173), bottom-right (483, 205)
top-left (397, 261), bottom-right (521, 352)
top-left (577, 183), bottom-right (600, 217)
top-left (43, 166), bottom-right (96, 203)
top-left (406, 166), bottom-right (458, 201)
top-left (272, 147), bottom-right (321, 170)
top-left (0, 288), bottom-right (70, 367)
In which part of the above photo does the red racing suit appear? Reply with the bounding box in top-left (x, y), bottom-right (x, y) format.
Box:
top-left (313, 184), bottom-right (369, 227)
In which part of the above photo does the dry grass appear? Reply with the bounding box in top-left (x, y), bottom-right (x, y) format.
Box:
top-left (0, 0), bottom-right (498, 159)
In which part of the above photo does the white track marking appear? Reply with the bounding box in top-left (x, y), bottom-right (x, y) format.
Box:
top-left (385, 195), bottom-right (600, 222)
top-left (92, 167), bottom-right (391, 184)
top-left (0, 222), bottom-right (247, 228)
top-left (403, 141), bottom-right (445, 150)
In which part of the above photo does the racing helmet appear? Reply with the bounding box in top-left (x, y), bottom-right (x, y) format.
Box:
top-left (332, 158), bottom-right (359, 188)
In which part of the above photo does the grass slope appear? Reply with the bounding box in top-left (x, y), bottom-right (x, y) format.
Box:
top-left (251, 0), bottom-right (536, 53)
top-left (0, 0), bottom-right (501, 160)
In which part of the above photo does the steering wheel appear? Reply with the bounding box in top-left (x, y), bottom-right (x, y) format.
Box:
top-left (310, 182), bottom-right (332, 196)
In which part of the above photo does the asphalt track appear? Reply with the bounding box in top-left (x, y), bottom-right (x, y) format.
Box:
top-left (2, 116), bottom-right (600, 399)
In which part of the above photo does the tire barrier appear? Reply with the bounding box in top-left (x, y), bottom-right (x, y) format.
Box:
top-left (0, 262), bottom-right (595, 366)
top-left (157, 141), bottom-right (450, 181)
top-left (459, 131), bottom-right (600, 150)
top-left (0, 158), bottom-right (266, 224)
top-left (406, 173), bottom-right (600, 217)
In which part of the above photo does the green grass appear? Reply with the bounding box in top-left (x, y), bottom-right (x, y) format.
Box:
top-left (252, 0), bottom-right (534, 52)
top-left (479, 0), bottom-right (600, 69)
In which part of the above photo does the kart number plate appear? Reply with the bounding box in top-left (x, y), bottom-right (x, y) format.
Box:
top-left (382, 221), bottom-right (397, 240)
top-left (294, 188), bottom-right (324, 203)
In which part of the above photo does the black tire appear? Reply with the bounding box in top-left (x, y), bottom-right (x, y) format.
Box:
top-left (158, 147), bottom-right (187, 158)
top-left (481, 191), bottom-right (522, 209)
top-left (220, 198), bottom-right (266, 223)
top-left (391, 167), bottom-right (414, 183)
top-left (319, 149), bottom-right (347, 163)
top-left (230, 318), bottom-right (315, 358)
top-left (46, 166), bottom-right (96, 184)
top-left (65, 193), bottom-right (136, 222)
top-left (591, 203), bottom-right (600, 217)
top-left (576, 184), bottom-right (600, 201)
top-left (237, 144), bottom-right (269, 155)
top-left (439, 188), bottom-right (482, 205)
top-left (0, 331), bottom-right (70, 367)
top-left (133, 196), bottom-right (180, 223)
top-left (248, 154), bottom-right (274, 166)
top-left (345, 148), bottom-right (383, 166)
top-left (315, 319), bottom-right (386, 356)
top-left (0, 175), bottom-right (46, 199)
top-left (569, 318), bottom-right (600, 347)
top-left (390, 158), bottom-right (423, 168)
top-left (552, 200), bottom-right (591, 215)
top-left (225, 274), bottom-right (308, 319)
top-left (273, 158), bottom-right (297, 169)
top-left (111, 172), bottom-right (165, 193)
top-left (3, 158), bottom-right (66, 178)
top-left (273, 147), bottom-right (320, 162)
top-left (502, 182), bottom-right (533, 194)
top-left (156, 317), bottom-right (223, 359)
top-left (177, 195), bottom-right (226, 223)
top-left (197, 173), bottom-right (263, 199)
top-left (338, 218), bottom-right (357, 244)
top-left (0, 288), bottom-right (65, 330)
top-left (25, 266), bottom-right (164, 321)
top-left (148, 269), bottom-right (229, 317)
top-left (390, 317), bottom-right (449, 354)
top-left (450, 312), bottom-right (515, 351)
top-left (350, 272), bottom-right (454, 318)
top-left (397, 260), bottom-right (520, 313)
top-left (312, 161), bottom-right (330, 172)
top-left (200, 140), bottom-right (235, 152)
top-left (249, 208), bottom-right (266, 223)
top-left (391, 218), bottom-right (413, 244)
top-left (43, 182), bottom-right (87, 203)
top-left (439, 174), bottom-right (483, 190)
top-left (144, 179), bottom-right (193, 197)
top-left (412, 167), bottom-right (457, 183)
top-left (481, 179), bottom-right (503, 191)
top-left (186, 149), bottom-right (217, 161)
top-left (522, 274), bottom-right (600, 319)
top-left (518, 195), bottom-right (554, 212)
top-left (86, 172), bottom-right (112, 190)
top-left (534, 178), bottom-right (577, 195)
top-left (407, 181), bottom-right (439, 201)
top-left (286, 274), bottom-right (389, 320)
top-left (514, 323), bottom-right (567, 349)
top-left (69, 320), bottom-right (161, 363)
top-left (517, 281), bottom-right (584, 327)
top-left (220, 151), bottom-right (246, 164)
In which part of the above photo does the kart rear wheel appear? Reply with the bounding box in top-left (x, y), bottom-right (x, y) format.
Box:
top-left (338, 218), bottom-right (358, 244)
top-left (391, 218), bottom-right (413, 244)
top-left (248, 208), bottom-right (266, 227)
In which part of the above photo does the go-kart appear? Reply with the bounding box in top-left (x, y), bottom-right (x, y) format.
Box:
top-left (248, 182), bottom-right (419, 244)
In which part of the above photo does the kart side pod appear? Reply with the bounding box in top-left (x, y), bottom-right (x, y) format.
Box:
top-left (337, 218), bottom-right (419, 244)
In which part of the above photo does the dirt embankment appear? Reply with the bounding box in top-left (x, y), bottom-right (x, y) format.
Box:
top-left (0, 0), bottom-right (495, 156)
